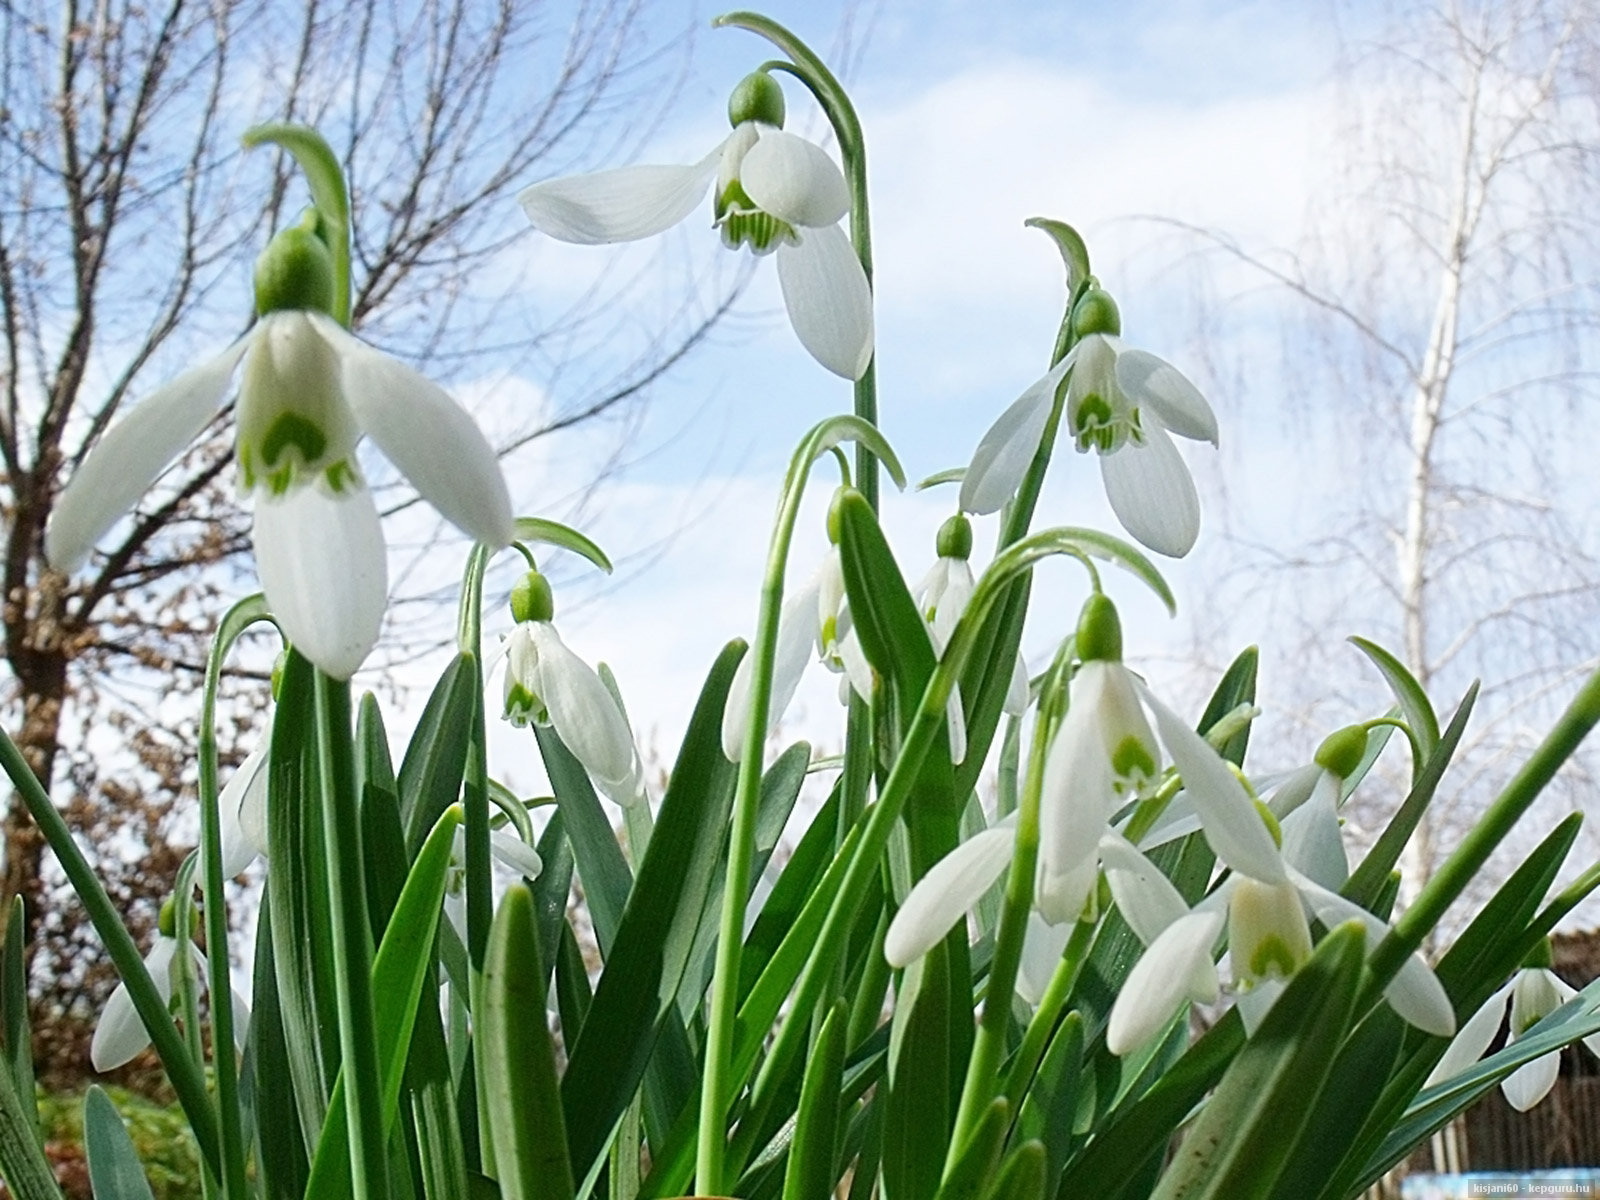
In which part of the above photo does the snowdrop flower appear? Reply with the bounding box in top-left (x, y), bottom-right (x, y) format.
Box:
top-left (1428, 952), bottom-right (1599, 1111)
top-left (93, 899), bottom-right (250, 1072)
top-left (214, 731), bottom-right (271, 881)
top-left (518, 71), bottom-right (873, 380)
top-left (885, 593), bottom-right (1281, 970)
top-left (501, 569), bottom-right (645, 808)
top-left (960, 287), bottom-right (1217, 558)
top-left (46, 221), bottom-right (514, 680)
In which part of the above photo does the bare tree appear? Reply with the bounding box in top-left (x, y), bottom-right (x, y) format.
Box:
top-left (0, 0), bottom-right (730, 1076)
top-left (1171, 0), bottom-right (1600, 909)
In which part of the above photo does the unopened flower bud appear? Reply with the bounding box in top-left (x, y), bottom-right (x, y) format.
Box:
top-left (935, 513), bottom-right (972, 561)
top-left (1075, 592), bottom-right (1122, 663)
top-left (728, 71), bottom-right (786, 129)
top-left (510, 571), bottom-right (554, 625)
top-left (157, 897), bottom-right (198, 940)
top-left (1314, 725), bottom-right (1367, 780)
top-left (1070, 285), bottom-right (1121, 339)
top-left (253, 215), bottom-right (336, 318)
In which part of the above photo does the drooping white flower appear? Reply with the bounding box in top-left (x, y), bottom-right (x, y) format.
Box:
top-left (502, 618), bottom-right (645, 809)
top-left (92, 926), bottom-right (251, 1073)
top-left (47, 308), bottom-right (514, 680)
top-left (518, 80), bottom-right (873, 381)
top-left (960, 332), bottom-right (1217, 558)
top-left (214, 732), bottom-right (271, 882)
top-left (1427, 965), bottom-right (1600, 1111)
top-left (443, 825), bottom-right (545, 945)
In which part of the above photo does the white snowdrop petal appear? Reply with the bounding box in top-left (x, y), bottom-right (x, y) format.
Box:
top-left (517, 152), bottom-right (720, 244)
top-left (884, 826), bottom-right (1016, 968)
top-left (1099, 422), bottom-right (1201, 558)
top-left (1036, 700), bottom-right (1115, 924)
top-left (723, 575), bottom-right (823, 761)
top-left (739, 130), bottom-right (850, 227)
top-left (253, 482), bottom-right (387, 681)
top-left (1106, 911), bottom-right (1222, 1056)
top-left (47, 339), bottom-right (249, 573)
top-left (1142, 686), bottom-right (1287, 885)
top-left (1237, 978), bottom-right (1287, 1036)
top-left (1280, 795), bottom-right (1349, 891)
top-left (1502, 1052), bottom-right (1560, 1112)
top-left (490, 829), bottom-right (545, 878)
top-left (959, 359), bottom-right (1072, 516)
top-left (319, 317), bottom-right (513, 549)
top-left (1114, 349), bottom-right (1218, 444)
top-left (1427, 985), bottom-right (1511, 1087)
top-left (776, 225), bottom-right (874, 380)
top-left (1099, 831), bottom-right (1190, 944)
top-left (215, 739), bottom-right (271, 880)
top-left (91, 937), bottom-right (181, 1072)
top-left (1017, 911), bottom-right (1072, 1006)
top-left (531, 625), bottom-right (641, 804)
top-left (1005, 652), bottom-right (1031, 715)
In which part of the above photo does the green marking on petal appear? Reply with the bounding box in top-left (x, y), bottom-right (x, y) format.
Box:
top-left (503, 684), bottom-right (542, 727)
top-left (260, 411), bottom-right (328, 470)
top-left (1248, 933), bottom-right (1302, 981)
top-left (324, 460), bottom-right (358, 495)
top-left (1111, 735), bottom-right (1157, 785)
top-left (266, 463), bottom-right (294, 496)
top-left (715, 180), bottom-right (796, 254)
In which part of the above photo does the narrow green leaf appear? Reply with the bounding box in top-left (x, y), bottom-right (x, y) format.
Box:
top-left (561, 642), bottom-right (741, 1181)
top-left (513, 517), bottom-right (614, 574)
top-left (399, 655), bottom-right (476, 854)
top-left (2, 899), bottom-right (36, 1149)
top-left (1025, 217), bottom-right (1091, 294)
top-left (1344, 683), bottom-right (1477, 909)
top-left (836, 489), bottom-right (938, 714)
top-left (783, 1003), bottom-right (849, 1200)
top-left (1349, 637), bottom-right (1440, 764)
top-left (1196, 646), bottom-right (1258, 766)
top-left (359, 694), bottom-right (409, 942)
top-left (981, 1141), bottom-right (1046, 1200)
top-left (83, 1088), bottom-right (153, 1200)
top-left (533, 811), bottom-right (576, 982)
top-left (883, 948), bottom-right (954, 1200)
top-left (1012, 1010), bottom-right (1084, 1182)
top-left (533, 724), bottom-right (632, 952)
top-left (933, 1098), bottom-right (1008, 1200)
top-left (0, 1032), bottom-right (60, 1200)
top-left (555, 920), bottom-right (594, 1050)
top-left (251, 902), bottom-right (312, 1200)
top-left (305, 806), bottom-right (462, 1200)
top-left (483, 883), bottom-right (575, 1200)
top-left (1150, 923), bottom-right (1366, 1200)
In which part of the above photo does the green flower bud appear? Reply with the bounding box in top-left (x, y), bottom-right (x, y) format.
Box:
top-left (1075, 593), bottom-right (1122, 663)
top-left (254, 216), bottom-right (336, 318)
top-left (1070, 285), bottom-right (1121, 339)
top-left (510, 571), bottom-right (555, 625)
top-left (935, 513), bottom-right (972, 561)
top-left (1313, 725), bottom-right (1367, 780)
top-left (1522, 936), bottom-right (1554, 971)
top-left (157, 897), bottom-right (198, 940)
top-left (728, 71), bottom-right (785, 129)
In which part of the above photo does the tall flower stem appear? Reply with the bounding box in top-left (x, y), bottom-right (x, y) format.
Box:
top-left (312, 671), bottom-right (389, 1200)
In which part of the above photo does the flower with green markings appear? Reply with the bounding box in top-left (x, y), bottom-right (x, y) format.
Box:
top-left (960, 286), bottom-right (1217, 557)
top-left (46, 217), bottom-right (514, 680)
top-left (499, 569), bottom-right (645, 808)
top-left (517, 71), bottom-right (873, 380)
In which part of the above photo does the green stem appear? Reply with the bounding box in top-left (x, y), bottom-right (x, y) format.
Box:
top-left (1368, 663), bottom-right (1600, 995)
top-left (313, 672), bottom-right (389, 1200)
top-left (169, 857), bottom-right (215, 1200)
top-left (1000, 918), bottom-right (1096, 1106)
top-left (943, 691), bottom-right (1052, 1174)
top-left (0, 729), bottom-right (222, 1176)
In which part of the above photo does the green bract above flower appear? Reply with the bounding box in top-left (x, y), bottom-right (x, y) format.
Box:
top-left (518, 124), bottom-right (873, 380)
top-left (960, 333), bottom-right (1218, 558)
top-left (46, 311), bottom-right (515, 680)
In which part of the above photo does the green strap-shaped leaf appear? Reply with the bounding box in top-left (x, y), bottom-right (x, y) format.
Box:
top-left (1196, 645), bottom-right (1258, 766)
top-left (882, 948), bottom-right (954, 1200)
top-left (251, 903), bottom-right (311, 1200)
top-left (2, 898), bottom-right (36, 1150)
top-left (1149, 923), bottom-right (1366, 1200)
top-left (305, 806), bottom-right (462, 1200)
top-left (1011, 1010), bottom-right (1084, 1184)
top-left (483, 883), bottom-right (575, 1200)
top-left (0, 1034), bottom-right (60, 1200)
top-left (399, 654), bottom-right (477, 854)
top-left (980, 1141), bottom-right (1045, 1200)
top-left (560, 642), bottom-right (741, 1181)
top-left (533, 724), bottom-right (633, 952)
top-left (83, 1087), bottom-right (153, 1200)
top-left (1344, 683), bottom-right (1477, 909)
top-left (835, 488), bottom-right (937, 718)
top-left (782, 1002), bottom-right (849, 1200)
top-left (1349, 636), bottom-right (1440, 766)
top-left (932, 1098), bottom-right (1008, 1200)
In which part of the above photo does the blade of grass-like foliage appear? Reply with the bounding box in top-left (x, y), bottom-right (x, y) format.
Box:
top-left (399, 654), bottom-right (476, 854)
top-left (533, 810), bottom-right (575, 981)
top-left (883, 949), bottom-right (955, 1200)
top-left (2, 899), bottom-right (35, 1149)
top-left (533, 725), bottom-right (631, 952)
top-left (933, 1098), bottom-right (1008, 1200)
top-left (251, 901), bottom-right (311, 1200)
top-left (1148, 923), bottom-right (1366, 1200)
top-left (82, 1087), bottom-right (153, 1200)
top-left (1343, 684), bottom-right (1477, 909)
top-left (1011, 1010), bottom-right (1084, 1184)
top-left (1196, 646), bottom-right (1258, 766)
top-left (305, 806), bottom-right (461, 1200)
top-left (561, 642), bottom-right (741, 1182)
top-left (982, 1142), bottom-right (1046, 1200)
top-left (483, 883), bottom-right (575, 1200)
top-left (0, 1034), bottom-right (60, 1200)
top-left (782, 1003), bottom-right (848, 1200)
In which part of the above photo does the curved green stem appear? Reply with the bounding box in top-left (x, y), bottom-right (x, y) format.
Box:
top-left (241, 124), bottom-right (352, 328)
top-left (1001, 917), bottom-right (1096, 1107)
